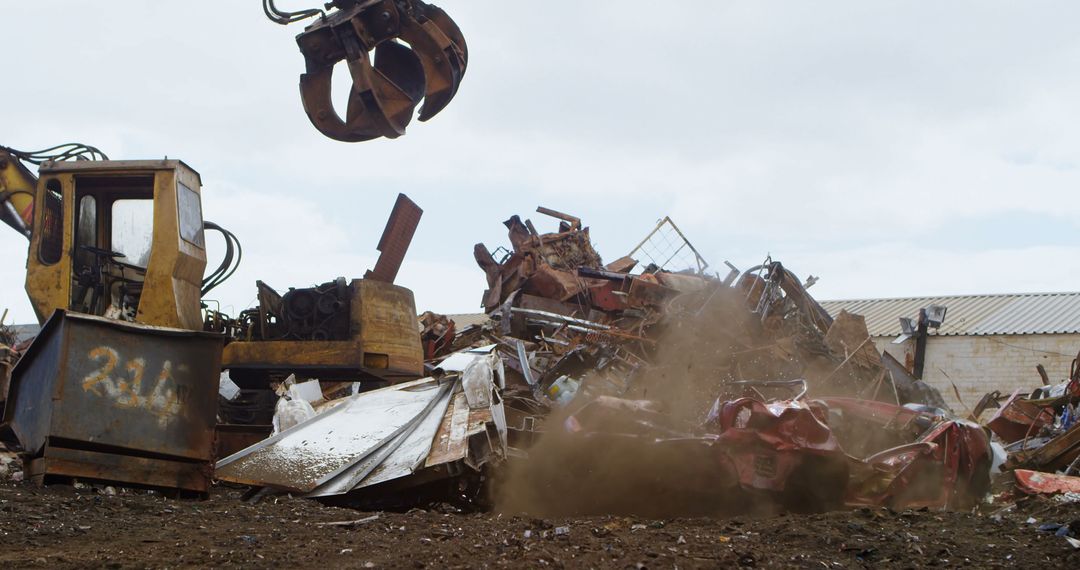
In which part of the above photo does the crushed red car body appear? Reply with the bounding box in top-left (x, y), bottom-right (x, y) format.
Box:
top-left (561, 390), bottom-right (992, 514)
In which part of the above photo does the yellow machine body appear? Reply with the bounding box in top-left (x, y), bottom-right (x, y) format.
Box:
top-left (0, 152), bottom-right (37, 233)
top-left (223, 278), bottom-right (424, 382)
top-left (23, 160), bottom-right (207, 330)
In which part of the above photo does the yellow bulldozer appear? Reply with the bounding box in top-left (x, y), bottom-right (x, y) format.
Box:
top-left (0, 144), bottom-right (425, 490)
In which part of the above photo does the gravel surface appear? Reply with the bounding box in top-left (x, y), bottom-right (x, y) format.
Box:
top-left (1, 480), bottom-right (1078, 568)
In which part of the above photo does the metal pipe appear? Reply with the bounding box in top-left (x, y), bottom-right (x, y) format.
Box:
top-left (510, 307), bottom-right (611, 330)
top-left (515, 340), bottom-right (536, 386)
top-left (913, 308), bottom-right (929, 380)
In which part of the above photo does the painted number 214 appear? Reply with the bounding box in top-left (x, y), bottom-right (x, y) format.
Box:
top-left (81, 346), bottom-right (190, 423)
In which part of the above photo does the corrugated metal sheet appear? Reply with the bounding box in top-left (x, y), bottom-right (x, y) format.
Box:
top-left (820, 293), bottom-right (1080, 337)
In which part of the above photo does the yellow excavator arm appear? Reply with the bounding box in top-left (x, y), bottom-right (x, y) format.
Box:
top-left (0, 144), bottom-right (111, 240)
top-left (0, 147), bottom-right (39, 238)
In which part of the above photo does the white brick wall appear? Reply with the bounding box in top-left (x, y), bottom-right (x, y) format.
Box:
top-left (875, 334), bottom-right (1079, 411)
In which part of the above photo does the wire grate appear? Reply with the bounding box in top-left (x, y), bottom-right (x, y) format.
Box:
top-left (628, 217), bottom-right (708, 274)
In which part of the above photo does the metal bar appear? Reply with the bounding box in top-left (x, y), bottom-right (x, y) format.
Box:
top-left (510, 308), bottom-right (611, 330)
top-left (662, 217), bottom-right (709, 272)
top-left (627, 217), bottom-right (669, 260)
top-left (656, 241), bottom-right (689, 273)
top-left (913, 309), bottom-right (929, 380)
top-left (515, 340), bottom-right (537, 386)
top-left (535, 206), bottom-right (581, 230)
top-left (366, 193), bottom-right (423, 284)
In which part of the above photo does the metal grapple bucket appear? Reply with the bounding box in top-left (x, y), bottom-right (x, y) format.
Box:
top-left (266, 0), bottom-right (468, 142)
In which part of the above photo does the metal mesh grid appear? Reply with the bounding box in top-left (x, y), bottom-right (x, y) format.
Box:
top-left (628, 217), bottom-right (709, 274)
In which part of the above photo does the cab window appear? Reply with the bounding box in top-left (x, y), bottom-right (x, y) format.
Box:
top-left (177, 181), bottom-right (204, 247)
top-left (111, 199), bottom-right (154, 268)
top-left (38, 179), bottom-right (64, 265)
top-left (74, 194), bottom-right (98, 268)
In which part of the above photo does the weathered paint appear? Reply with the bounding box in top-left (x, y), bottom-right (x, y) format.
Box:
top-left (23, 160), bottom-right (207, 329)
top-left (3, 311), bottom-right (222, 492)
top-left (1013, 469), bottom-right (1080, 495)
top-left (0, 148), bottom-right (38, 232)
top-left (223, 278), bottom-right (423, 381)
top-left (80, 345), bottom-right (192, 426)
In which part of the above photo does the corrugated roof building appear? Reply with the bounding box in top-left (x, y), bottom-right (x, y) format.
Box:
top-left (821, 292), bottom-right (1080, 409)
top-left (820, 292), bottom-right (1080, 337)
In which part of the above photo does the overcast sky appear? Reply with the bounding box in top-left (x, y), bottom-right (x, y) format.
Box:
top-left (3, 1), bottom-right (1080, 325)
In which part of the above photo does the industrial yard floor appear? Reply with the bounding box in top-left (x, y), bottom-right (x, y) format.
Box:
top-left (0, 481), bottom-right (1077, 568)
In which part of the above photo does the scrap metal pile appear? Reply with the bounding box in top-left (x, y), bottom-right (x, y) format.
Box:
top-left (0, 316), bottom-right (22, 413)
top-left (203, 192), bottom-right (1080, 519)
top-left (4, 203), bottom-right (1080, 528)
top-left (418, 208), bottom-right (994, 515)
top-left (972, 365), bottom-right (1080, 503)
top-left (215, 373), bottom-right (505, 509)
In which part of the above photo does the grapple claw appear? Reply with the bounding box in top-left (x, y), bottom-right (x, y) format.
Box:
top-left (421, 3), bottom-right (468, 74)
top-left (399, 8), bottom-right (467, 122)
top-left (299, 53), bottom-right (420, 142)
top-left (291, 0), bottom-right (466, 142)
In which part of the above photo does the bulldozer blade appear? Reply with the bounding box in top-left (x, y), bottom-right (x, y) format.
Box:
top-left (401, 13), bottom-right (466, 122)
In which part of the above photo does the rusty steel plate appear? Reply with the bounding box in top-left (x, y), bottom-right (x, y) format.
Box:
top-left (4, 311), bottom-right (223, 464)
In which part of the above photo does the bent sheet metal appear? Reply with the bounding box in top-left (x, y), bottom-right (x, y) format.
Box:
top-left (215, 375), bottom-right (505, 497)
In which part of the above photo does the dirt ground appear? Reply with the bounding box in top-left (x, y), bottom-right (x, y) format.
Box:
top-left (0, 480), bottom-right (1077, 569)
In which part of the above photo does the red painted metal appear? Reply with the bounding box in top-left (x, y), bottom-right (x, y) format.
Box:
top-left (1013, 469), bottom-right (1080, 495)
top-left (987, 389), bottom-right (1054, 444)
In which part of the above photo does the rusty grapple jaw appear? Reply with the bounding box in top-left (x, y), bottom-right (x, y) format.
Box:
top-left (291, 0), bottom-right (467, 142)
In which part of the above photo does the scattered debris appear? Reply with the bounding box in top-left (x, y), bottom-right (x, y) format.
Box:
top-left (0, 310), bottom-right (24, 408)
top-left (1013, 470), bottom-right (1080, 496)
top-left (216, 372), bottom-right (505, 508)
top-left (976, 369), bottom-right (1080, 477)
top-left (315, 514), bottom-right (382, 527)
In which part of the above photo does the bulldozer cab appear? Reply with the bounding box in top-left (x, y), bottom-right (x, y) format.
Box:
top-left (25, 160), bottom-right (207, 330)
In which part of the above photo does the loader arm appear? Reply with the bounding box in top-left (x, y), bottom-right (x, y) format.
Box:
top-left (0, 147), bottom-right (39, 239)
top-left (0, 143), bottom-right (109, 240)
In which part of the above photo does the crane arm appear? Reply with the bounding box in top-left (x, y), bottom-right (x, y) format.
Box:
top-left (0, 143), bottom-right (109, 239)
top-left (0, 147), bottom-right (38, 239)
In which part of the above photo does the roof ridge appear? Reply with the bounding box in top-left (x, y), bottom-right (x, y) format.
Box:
top-left (823, 293), bottom-right (1080, 336)
top-left (820, 291), bottom-right (1080, 304)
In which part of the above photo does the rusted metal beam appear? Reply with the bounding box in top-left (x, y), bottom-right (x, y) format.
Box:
top-left (535, 206), bottom-right (581, 230)
top-left (366, 194), bottom-right (423, 284)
